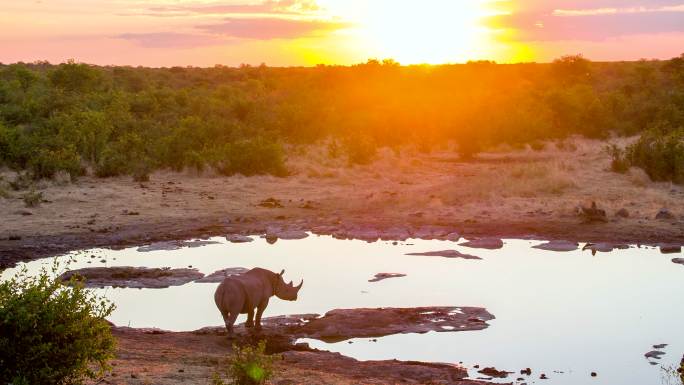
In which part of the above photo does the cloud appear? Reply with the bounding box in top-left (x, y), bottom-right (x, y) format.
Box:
top-left (116, 32), bottom-right (229, 48)
top-left (553, 4), bottom-right (684, 16)
top-left (197, 17), bottom-right (349, 40)
top-left (139, 0), bottom-right (320, 17)
top-left (488, 1), bottom-right (684, 41)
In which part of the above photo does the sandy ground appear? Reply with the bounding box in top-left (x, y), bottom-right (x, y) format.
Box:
top-left (1, 137), bottom-right (683, 268)
top-left (98, 327), bottom-right (489, 385)
top-left (2, 137), bottom-right (683, 384)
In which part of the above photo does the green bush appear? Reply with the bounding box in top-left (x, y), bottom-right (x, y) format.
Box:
top-left (0, 263), bottom-right (116, 385)
top-left (27, 146), bottom-right (84, 180)
top-left (228, 341), bottom-right (275, 385)
top-left (626, 127), bottom-right (684, 184)
top-left (344, 134), bottom-right (377, 165)
top-left (211, 139), bottom-right (287, 176)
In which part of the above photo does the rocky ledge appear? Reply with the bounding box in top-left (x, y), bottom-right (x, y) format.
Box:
top-left (59, 266), bottom-right (204, 288)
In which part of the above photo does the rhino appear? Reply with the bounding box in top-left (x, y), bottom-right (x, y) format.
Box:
top-left (214, 267), bottom-right (303, 336)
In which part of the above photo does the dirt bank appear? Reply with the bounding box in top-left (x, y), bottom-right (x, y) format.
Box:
top-left (99, 324), bottom-right (492, 385)
top-left (2, 138), bottom-right (683, 269)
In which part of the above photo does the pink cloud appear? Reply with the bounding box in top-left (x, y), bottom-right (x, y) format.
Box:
top-left (197, 17), bottom-right (349, 40)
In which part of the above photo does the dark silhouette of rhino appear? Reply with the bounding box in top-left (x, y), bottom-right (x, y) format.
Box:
top-left (214, 267), bottom-right (302, 336)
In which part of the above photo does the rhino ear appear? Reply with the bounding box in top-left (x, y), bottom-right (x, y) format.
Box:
top-left (279, 269), bottom-right (285, 276)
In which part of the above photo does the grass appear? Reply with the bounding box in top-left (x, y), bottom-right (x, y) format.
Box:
top-left (22, 189), bottom-right (43, 207)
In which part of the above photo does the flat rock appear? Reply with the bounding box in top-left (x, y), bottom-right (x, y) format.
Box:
top-left (269, 230), bottom-right (309, 240)
top-left (478, 367), bottom-right (511, 378)
top-left (368, 273), bottom-right (407, 282)
top-left (582, 242), bottom-right (629, 254)
top-left (194, 267), bottom-right (250, 283)
top-left (659, 244), bottom-right (682, 254)
top-left (59, 266), bottom-right (204, 289)
top-left (459, 238), bottom-right (504, 250)
top-left (673, 258), bottom-right (684, 266)
top-left (136, 240), bottom-right (220, 252)
top-left (294, 306), bottom-right (494, 342)
top-left (533, 240), bottom-right (579, 252)
top-left (226, 234), bottom-right (253, 243)
top-left (406, 250), bottom-right (481, 260)
top-left (645, 350), bottom-right (666, 360)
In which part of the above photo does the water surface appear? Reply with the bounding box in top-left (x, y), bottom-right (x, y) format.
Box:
top-left (2, 236), bottom-right (682, 385)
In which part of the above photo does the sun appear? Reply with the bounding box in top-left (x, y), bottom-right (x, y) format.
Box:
top-left (317, 0), bottom-right (503, 64)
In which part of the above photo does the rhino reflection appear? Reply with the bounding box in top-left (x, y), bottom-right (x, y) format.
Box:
top-left (214, 268), bottom-right (303, 336)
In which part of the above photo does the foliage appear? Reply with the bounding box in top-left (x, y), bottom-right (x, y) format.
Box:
top-left (22, 188), bottom-right (43, 207)
top-left (1, 54), bottom-right (684, 174)
top-left (0, 262), bottom-right (116, 385)
top-left (227, 341), bottom-right (275, 385)
top-left (606, 144), bottom-right (630, 174)
top-left (626, 126), bottom-right (684, 184)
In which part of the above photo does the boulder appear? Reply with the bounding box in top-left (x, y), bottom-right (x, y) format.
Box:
top-left (655, 208), bottom-right (675, 220)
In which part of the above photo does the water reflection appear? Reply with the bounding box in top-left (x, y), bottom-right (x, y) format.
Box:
top-left (2, 236), bottom-right (682, 385)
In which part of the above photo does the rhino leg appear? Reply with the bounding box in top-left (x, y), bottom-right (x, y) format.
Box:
top-left (245, 309), bottom-right (255, 328)
top-left (254, 299), bottom-right (269, 330)
top-left (222, 311), bottom-right (239, 338)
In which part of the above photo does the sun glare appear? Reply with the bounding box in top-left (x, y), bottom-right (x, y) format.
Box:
top-left (318, 0), bottom-right (505, 64)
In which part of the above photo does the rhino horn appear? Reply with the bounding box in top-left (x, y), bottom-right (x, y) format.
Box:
top-left (279, 269), bottom-right (285, 276)
top-left (295, 280), bottom-right (303, 290)
top-left (288, 280), bottom-right (293, 286)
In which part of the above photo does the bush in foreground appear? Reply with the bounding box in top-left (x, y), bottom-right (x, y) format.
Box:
top-left (213, 341), bottom-right (275, 385)
top-left (0, 263), bottom-right (116, 385)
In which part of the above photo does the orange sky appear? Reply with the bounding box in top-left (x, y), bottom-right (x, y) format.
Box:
top-left (1, 0), bottom-right (683, 67)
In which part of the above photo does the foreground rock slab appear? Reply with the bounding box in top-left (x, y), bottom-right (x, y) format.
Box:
top-left (673, 258), bottom-right (684, 266)
top-left (294, 307), bottom-right (494, 342)
top-left (406, 250), bottom-right (481, 260)
top-left (59, 266), bottom-right (204, 288)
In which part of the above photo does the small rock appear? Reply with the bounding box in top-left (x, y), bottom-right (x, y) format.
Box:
top-left (591, 372), bottom-right (597, 377)
top-left (579, 202), bottom-right (607, 223)
top-left (520, 368), bottom-right (532, 376)
top-left (406, 250), bottom-right (481, 260)
top-left (368, 273), bottom-right (407, 282)
top-left (659, 244), bottom-right (682, 254)
top-left (258, 198), bottom-right (283, 208)
top-left (265, 234), bottom-right (278, 244)
top-left (653, 344), bottom-right (668, 349)
top-left (459, 238), bottom-right (504, 250)
top-left (644, 350), bottom-right (666, 360)
top-left (540, 373), bottom-right (548, 379)
top-left (226, 234), bottom-right (253, 243)
top-left (672, 258), bottom-right (684, 266)
top-left (533, 240), bottom-right (579, 252)
top-left (478, 367), bottom-right (510, 378)
top-left (655, 208), bottom-right (675, 220)
top-left (615, 208), bottom-right (630, 218)
top-left (445, 232), bottom-right (461, 242)
top-left (8, 235), bottom-right (21, 241)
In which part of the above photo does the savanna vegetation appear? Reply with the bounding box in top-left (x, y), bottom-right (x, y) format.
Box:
top-left (0, 263), bottom-right (116, 385)
top-left (0, 54), bottom-right (682, 183)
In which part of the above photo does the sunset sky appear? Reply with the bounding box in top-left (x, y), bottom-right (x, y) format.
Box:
top-left (1, 0), bottom-right (683, 67)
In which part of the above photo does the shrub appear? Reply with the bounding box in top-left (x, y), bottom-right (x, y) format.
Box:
top-left (606, 144), bottom-right (630, 173)
top-left (344, 134), bottom-right (377, 165)
top-left (228, 341), bottom-right (275, 385)
top-left (22, 189), bottom-right (43, 207)
top-left (0, 263), bottom-right (116, 385)
top-left (212, 139), bottom-right (287, 176)
top-left (626, 127), bottom-right (684, 184)
top-left (27, 146), bottom-right (84, 180)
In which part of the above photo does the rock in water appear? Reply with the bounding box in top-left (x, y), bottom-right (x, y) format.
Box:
top-left (406, 250), bottom-right (481, 260)
top-left (368, 273), bottom-right (407, 282)
top-left (533, 240), bottom-right (579, 252)
top-left (459, 238), bottom-right (504, 250)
